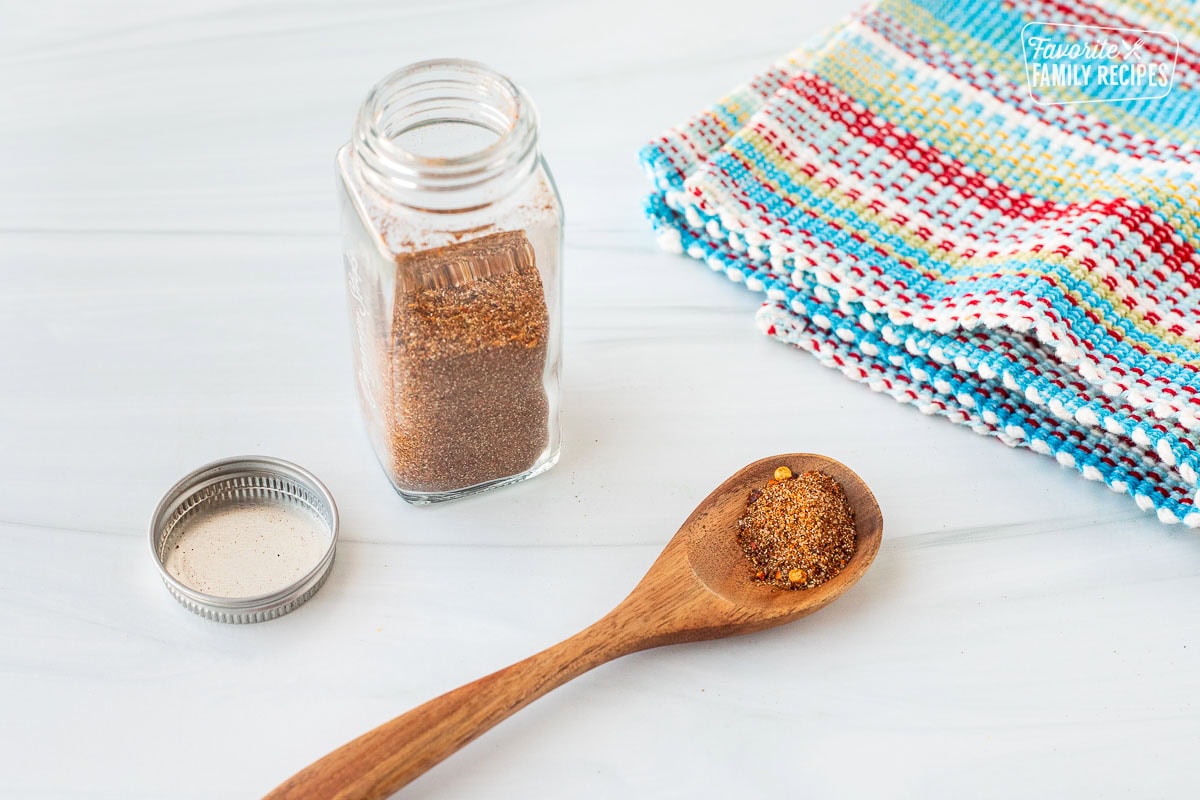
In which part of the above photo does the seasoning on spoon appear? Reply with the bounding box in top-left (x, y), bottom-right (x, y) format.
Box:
top-left (736, 466), bottom-right (857, 589)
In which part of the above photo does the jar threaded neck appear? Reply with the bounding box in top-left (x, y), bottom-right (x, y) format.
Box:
top-left (352, 59), bottom-right (539, 211)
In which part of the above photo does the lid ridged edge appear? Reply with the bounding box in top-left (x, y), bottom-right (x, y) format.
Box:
top-left (159, 556), bottom-right (334, 624)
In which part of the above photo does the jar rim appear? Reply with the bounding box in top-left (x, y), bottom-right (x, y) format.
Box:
top-left (352, 59), bottom-right (540, 206)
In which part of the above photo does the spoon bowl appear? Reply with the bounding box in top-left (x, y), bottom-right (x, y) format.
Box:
top-left (685, 453), bottom-right (882, 621)
top-left (266, 453), bottom-right (883, 800)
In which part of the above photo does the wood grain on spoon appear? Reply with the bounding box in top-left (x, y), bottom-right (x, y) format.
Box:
top-left (265, 453), bottom-right (883, 800)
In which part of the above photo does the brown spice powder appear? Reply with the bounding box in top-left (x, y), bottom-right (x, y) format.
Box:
top-left (736, 469), bottom-right (857, 589)
top-left (386, 230), bottom-right (549, 493)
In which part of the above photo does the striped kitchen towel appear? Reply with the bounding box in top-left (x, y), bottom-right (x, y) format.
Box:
top-left (640, 0), bottom-right (1200, 524)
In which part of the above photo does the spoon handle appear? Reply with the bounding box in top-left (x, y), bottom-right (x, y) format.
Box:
top-left (263, 615), bottom-right (638, 800)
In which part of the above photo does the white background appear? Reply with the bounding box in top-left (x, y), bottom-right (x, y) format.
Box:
top-left (2, 1), bottom-right (1198, 797)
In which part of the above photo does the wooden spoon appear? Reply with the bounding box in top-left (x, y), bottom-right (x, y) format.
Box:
top-left (265, 453), bottom-right (883, 800)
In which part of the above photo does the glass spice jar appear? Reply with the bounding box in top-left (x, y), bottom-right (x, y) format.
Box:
top-left (337, 59), bottom-right (563, 503)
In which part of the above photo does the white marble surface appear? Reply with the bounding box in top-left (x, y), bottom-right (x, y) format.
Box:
top-left (2, 1), bottom-right (1199, 797)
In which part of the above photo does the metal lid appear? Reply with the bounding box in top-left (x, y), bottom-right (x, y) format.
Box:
top-left (149, 456), bottom-right (339, 624)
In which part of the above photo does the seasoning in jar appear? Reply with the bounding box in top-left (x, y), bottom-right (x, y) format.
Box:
top-left (336, 58), bottom-right (563, 503)
top-left (387, 230), bottom-right (550, 492)
top-left (736, 468), bottom-right (857, 589)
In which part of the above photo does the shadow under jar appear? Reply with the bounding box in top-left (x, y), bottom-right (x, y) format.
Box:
top-left (337, 59), bottom-right (563, 503)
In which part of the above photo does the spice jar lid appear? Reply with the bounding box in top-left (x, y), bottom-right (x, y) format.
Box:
top-left (148, 456), bottom-right (339, 624)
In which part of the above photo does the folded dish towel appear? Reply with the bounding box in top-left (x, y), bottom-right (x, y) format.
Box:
top-left (641, 0), bottom-right (1200, 524)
